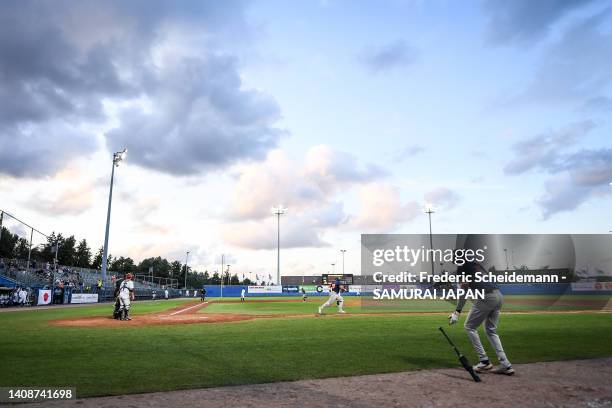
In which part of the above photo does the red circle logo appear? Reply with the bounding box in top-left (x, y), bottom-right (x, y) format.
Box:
top-left (43, 293), bottom-right (49, 301)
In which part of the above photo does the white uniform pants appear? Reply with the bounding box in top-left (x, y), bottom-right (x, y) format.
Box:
top-left (464, 290), bottom-right (509, 365)
top-left (119, 295), bottom-right (131, 311)
top-left (320, 292), bottom-right (344, 311)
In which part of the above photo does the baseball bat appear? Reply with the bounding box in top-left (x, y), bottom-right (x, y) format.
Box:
top-left (438, 327), bottom-right (481, 382)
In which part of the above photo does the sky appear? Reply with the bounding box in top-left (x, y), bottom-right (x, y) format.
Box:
top-left (0, 0), bottom-right (611, 280)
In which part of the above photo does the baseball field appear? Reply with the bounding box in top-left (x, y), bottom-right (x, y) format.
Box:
top-left (1, 295), bottom-right (611, 401)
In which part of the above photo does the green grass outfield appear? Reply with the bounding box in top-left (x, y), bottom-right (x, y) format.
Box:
top-left (207, 294), bottom-right (612, 313)
top-left (0, 296), bottom-right (611, 398)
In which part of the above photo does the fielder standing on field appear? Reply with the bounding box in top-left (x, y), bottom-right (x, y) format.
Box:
top-left (448, 261), bottom-right (514, 375)
top-left (318, 278), bottom-right (346, 314)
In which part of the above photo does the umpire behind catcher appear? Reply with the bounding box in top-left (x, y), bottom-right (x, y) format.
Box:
top-left (448, 261), bottom-right (514, 375)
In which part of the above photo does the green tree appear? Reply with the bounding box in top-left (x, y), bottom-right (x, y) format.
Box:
top-left (91, 247), bottom-right (103, 270)
top-left (0, 227), bottom-right (19, 258)
top-left (15, 238), bottom-right (30, 259)
top-left (39, 232), bottom-right (58, 263)
top-left (170, 260), bottom-right (182, 278)
top-left (111, 256), bottom-right (135, 274)
top-left (210, 272), bottom-right (221, 285)
top-left (74, 239), bottom-right (91, 268)
top-left (230, 273), bottom-right (240, 285)
top-left (138, 257), bottom-right (171, 278)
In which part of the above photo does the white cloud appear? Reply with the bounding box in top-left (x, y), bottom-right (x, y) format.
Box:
top-left (351, 183), bottom-right (420, 232)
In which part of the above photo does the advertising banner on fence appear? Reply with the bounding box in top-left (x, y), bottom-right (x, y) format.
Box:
top-left (70, 293), bottom-right (99, 304)
top-left (37, 289), bottom-right (52, 305)
top-left (248, 285), bottom-right (282, 294)
top-left (283, 285), bottom-right (299, 293)
top-left (572, 282), bottom-right (612, 291)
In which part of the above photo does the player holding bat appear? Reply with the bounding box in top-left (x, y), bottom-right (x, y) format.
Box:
top-left (448, 261), bottom-right (515, 375)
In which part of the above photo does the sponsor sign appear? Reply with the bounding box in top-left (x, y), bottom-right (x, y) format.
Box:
top-left (349, 285), bottom-right (362, 294)
top-left (283, 285), bottom-right (299, 293)
top-left (572, 282), bottom-right (612, 291)
top-left (37, 289), bottom-right (52, 305)
top-left (70, 293), bottom-right (99, 304)
top-left (316, 285), bottom-right (330, 294)
top-left (248, 285), bottom-right (282, 294)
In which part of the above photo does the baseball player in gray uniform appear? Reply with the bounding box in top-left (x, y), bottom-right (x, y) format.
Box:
top-left (449, 261), bottom-right (514, 375)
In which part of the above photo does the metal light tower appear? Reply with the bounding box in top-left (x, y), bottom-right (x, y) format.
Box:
top-left (220, 254), bottom-right (224, 298)
top-left (101, 148), bottom-right (127, 283)
top-left (184, 251), bottom-right (190, 289)
top-left (340, 249), bottom-right (346, 275)
top-left (424, 205), bottom-right (436, 276)
top-left (271, 205), bottom-right (287, 285)
top-left (503, 248), bottom-right (509, 271)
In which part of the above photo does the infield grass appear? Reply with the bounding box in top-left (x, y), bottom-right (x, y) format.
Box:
top-left (0, 296), bottom-right (610, 398)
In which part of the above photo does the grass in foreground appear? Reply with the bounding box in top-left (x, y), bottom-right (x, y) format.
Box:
top-left (0, 298), bottom-right (610, 398)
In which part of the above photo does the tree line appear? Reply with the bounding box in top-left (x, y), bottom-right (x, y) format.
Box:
top-left (0, 227), bottom-right (253, 287)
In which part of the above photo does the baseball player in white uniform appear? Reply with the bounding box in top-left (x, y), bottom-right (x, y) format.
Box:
top-left (318, 278), bottom-right (346, 314)
top-left (118, 273), bottom-right (135, 321)
top-left (241, 288), bottom-right (246, 302)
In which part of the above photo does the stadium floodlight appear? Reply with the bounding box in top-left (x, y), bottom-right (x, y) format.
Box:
top-left (184, 251), bottom-right (190, 290)
top-left (101, 148), bottom-right (128, 284)
top-left (271, 205), bottom-right (287, 285)
top-left (114, 149), bottom-right (127, 166)
top-left (423, 205), bottom-right (436, 276)
top-left (340, 249), bottom-right (347, 275)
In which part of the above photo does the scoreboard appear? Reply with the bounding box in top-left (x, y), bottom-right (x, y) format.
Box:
top-left (321, 274), bottom-right (353, 285)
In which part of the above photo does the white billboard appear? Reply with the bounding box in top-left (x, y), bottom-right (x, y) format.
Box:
top-left (71, 293), bottom-right (99, 304)
top-left (248, 285), bottom-right (282, 294)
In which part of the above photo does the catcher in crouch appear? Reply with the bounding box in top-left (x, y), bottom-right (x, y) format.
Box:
top-left (117, 273), bottom-right (135, 321)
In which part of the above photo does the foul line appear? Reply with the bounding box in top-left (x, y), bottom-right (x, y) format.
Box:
top-left (168, 302), bottom-right (208, 316)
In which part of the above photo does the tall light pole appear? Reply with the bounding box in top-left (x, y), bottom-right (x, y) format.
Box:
top-left (503, 248), bottom-right (509, 271)
top-left (26, 227), bottom-right (33, 272)
top-left (340, 249), bottom-right (346, 275)
top-left (101, 148), bottom-right (127, 284)
top-left (331, 263), bottom-right (335, 274)
top-left (424, 206), bottom-right (436, 276)
top-left (184, 251), bottom-right (190, 289)
top-left (271, 205), bottom-right (287, 285)
top-left (220, 254), bottom-right (224, 298)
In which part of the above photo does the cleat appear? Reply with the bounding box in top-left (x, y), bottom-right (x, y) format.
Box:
top-left (318, 307), bottom-right (322, 314)
top-left (474, 361), bottom-right (493, 373)
top-left (492, 365), bottom-right (515, 376)
top-left (339, 310), bottom-right (346, 314)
